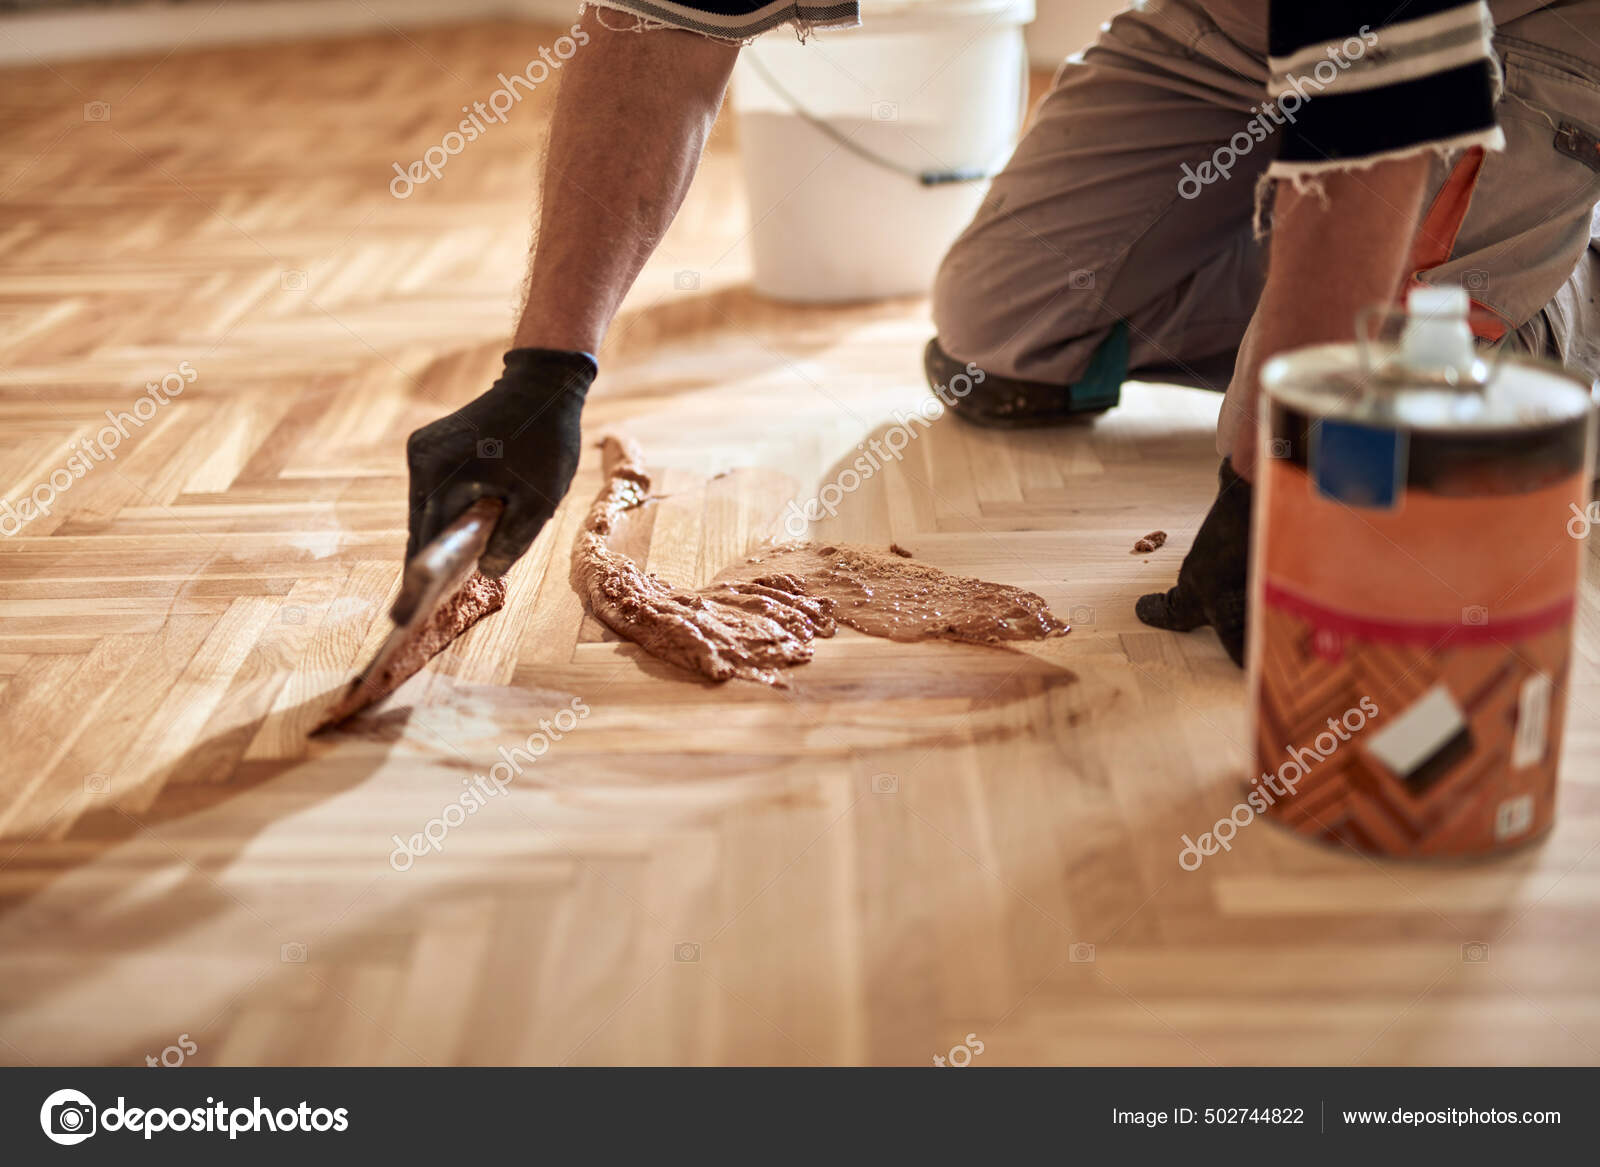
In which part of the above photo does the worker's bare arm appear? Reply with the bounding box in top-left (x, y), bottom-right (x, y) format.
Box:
top-left (1218, 156), bottom-right (1432, 482)
top-left (1138, 156), bottom-right (1432, 664)
top-left (514, 9), bottom-right (741, 352)
top-left (406, 11), bottom-right (740, 574)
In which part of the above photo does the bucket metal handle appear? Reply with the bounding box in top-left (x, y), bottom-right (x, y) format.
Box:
top-left (743, 42), bottom-right (1028, 187)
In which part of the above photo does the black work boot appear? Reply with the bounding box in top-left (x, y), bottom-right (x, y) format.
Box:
top-left (924, 322), bottom-right (1128, 428)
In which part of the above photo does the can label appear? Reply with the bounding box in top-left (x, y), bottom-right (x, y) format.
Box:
top-left (1250, 403), bottom-right (1591, 857)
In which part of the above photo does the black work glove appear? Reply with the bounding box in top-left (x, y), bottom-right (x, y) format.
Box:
top-left (1135, 459), bottom-right (1252, 666)
top-left (405, 347), bottom-right (596, 576)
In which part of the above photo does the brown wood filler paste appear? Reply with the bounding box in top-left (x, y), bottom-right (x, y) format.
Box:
top-left (377, 571), bottom-right (507, 687)
top-left (316, 571), bottom-right (507, 728)
top-left (573, 437), bottom-right (1070, 686)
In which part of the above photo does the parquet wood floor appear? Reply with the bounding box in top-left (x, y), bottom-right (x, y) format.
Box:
top-left (1, 19), bottom-right (1597, 1066)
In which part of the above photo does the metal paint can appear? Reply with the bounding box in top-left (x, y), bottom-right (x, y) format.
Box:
top-left (1248, 286), bottom-right (1596, 857)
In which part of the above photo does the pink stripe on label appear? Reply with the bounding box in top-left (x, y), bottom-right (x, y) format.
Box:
top-left (1261, 581), bottom-right (1575, 646)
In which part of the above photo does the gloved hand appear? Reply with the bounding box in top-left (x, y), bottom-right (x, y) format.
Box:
top-left (1135, 459), bottom-right (1253, 666)
top-left (405, 347), bottom-right (596, 577)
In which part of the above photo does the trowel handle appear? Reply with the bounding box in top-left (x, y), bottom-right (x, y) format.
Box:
top-left (391, 498), bottom-right (504, 626)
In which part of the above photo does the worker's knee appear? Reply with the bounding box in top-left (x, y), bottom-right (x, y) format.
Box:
top-left (932, 230), bottom-right (1113, 382)
top-left (931, 237), bottom-right (1027, 378)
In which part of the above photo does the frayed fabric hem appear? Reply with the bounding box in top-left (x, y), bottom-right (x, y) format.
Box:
top-left (1251, 169), bottom-right (1277, 241)
top-left (1266, 127), bottom-right (1506, 189)
top-left (1253, 127), bottom-right (1505, 237)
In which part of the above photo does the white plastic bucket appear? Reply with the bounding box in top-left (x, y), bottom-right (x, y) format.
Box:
top-left (731, 0), bottom-right (1035, 303)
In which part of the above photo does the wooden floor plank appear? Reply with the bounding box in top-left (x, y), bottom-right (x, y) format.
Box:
top-left (0, 19), bottom-right (1597, 1067)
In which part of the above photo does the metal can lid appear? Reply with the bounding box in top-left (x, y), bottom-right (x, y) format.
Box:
top-left (1262, 342), bottom-right (1595, 434)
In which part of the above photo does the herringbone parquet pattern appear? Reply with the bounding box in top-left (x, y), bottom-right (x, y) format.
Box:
top-left (1, 18), bottom-right (1598, 1067)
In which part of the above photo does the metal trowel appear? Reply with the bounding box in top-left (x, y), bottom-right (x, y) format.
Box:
top-left (312, 498), bottom-right (505, 733)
